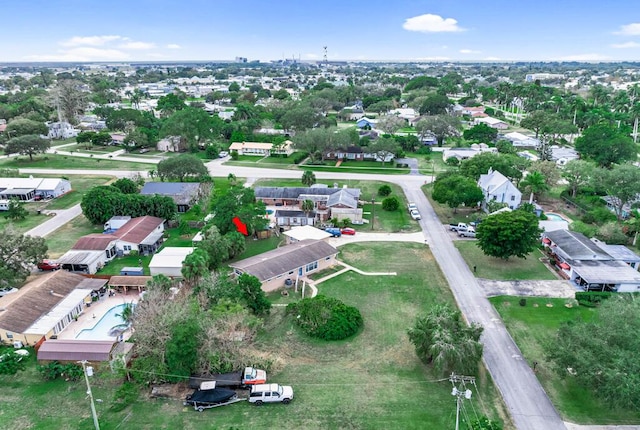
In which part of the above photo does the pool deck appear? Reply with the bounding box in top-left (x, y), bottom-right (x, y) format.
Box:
top-left (57, 292), bottom-right (139, 341)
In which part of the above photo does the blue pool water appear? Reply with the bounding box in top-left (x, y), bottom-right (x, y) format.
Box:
top-left (545, 213), bottom-right (566, 222)
top-left (76, 304), bottom-right (132, 340)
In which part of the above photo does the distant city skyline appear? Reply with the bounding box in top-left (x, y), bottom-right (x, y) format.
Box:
top-left (3, 1), bottom-right (640, 63)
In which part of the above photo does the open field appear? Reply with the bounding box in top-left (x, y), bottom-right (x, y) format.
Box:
top-left (0, 154), bottom-right (150, 170)
top-left (0, 212), bottom-right (51, 235)
top-left (0, 242), bottom-right (509, 430)
top-left (57, 144), bottom-right (122, 153)
top-left (455, 241), bottom-right (557, 281)
top-left (45, 215), bottom-right (102, 258)
top-left (490, 296), bottom-right (640, 424)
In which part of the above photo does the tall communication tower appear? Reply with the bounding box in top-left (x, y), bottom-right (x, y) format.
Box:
top-left (323, 46), bottom-right (328, 65)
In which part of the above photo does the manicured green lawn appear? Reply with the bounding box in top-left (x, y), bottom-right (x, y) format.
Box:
top-left (231, 235), bottom-right (283, 261)
top-left (45, 215), bottom-right (102, 258)
top-left (0, 243), bottom-right (509, 430)
top-left (0, 212), bottom-right (50, 235)
top-left (0, 154), bottom-right (152, 170)
top-left (455, 241), bottom-right (557, 280)
top-left (97, 254), bottom-right (153, 276)
top-left (302, 163), bottom-right (410, 175)
top-left (490, 296), bottom-right (640, 424)
top-left (256, 152), bottom-right (305, 165)
top-left (423, 183), bottom-right (484, 225)
top-left (163, 226), bottom-right (199, 247)
top-left (31, 176), bottom-right (114, 210)
top-left (57, 143), bottom-right (122, 153)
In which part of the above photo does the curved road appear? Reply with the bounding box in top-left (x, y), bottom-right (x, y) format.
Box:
top-left (17, 160), bottom-right (568, 430)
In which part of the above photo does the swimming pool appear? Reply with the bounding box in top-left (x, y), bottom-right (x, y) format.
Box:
top-left (76, 303), bottom-right (133, 340)
top-left (545, 213), bottom-right (567, 222)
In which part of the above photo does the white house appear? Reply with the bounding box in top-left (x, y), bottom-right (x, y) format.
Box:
top-left (503, 132), bottom-right (539, 147)
top-left (478, 168), bottom-right (522, 210)
top-left (148, 247), bottom-right (194, 277)
top-left (47, 121), bottom-right (79, 139)
top-left (475, 117), bottom-right (509, 130)
top-left (228, 141), bottom-right (294, 156)
top-left (388, 108), bottom-right (418, 121)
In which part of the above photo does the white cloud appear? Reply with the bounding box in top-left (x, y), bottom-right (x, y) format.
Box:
top-left (611, 41), bottom-right (640, 49)
top-left (413, 56), bottom-right (450, 61)
top-left (60, 35), bottom-right (123, 47)
top-left (557, 53), bottom-right (609, 61)
top-left (403, 14), bottom-right (464, 33)
top-left (166, 44), bottom-right (181, 49)
top-left (25, 47), bottom-right (130, 62)
top-left (615, 23), bottom-right (640, 36)
top-left (459, 49), bottom-right (481, 54)
top-left (118, 41), bottom-right (156, 50)
top-left (484, 56), bottom-right (501, 61)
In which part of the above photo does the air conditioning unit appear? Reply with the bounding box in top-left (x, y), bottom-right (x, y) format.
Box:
top-left (13, 340), bottom-right (23, 349)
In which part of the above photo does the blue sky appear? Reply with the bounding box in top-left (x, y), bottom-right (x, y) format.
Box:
top-left (2, 0), bottom-right (640, 62)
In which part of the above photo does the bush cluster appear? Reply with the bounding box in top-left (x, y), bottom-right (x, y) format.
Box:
top-left (37, 361), bottom-right (83, 381)
top-left (291, 152), bottom-right (308, 164)
top-left (575, 291), bottom-right (613, 307)
top-left (382, 196), bottom-right (400, 211)
top-left (287, 295), bottom-right (363, 341)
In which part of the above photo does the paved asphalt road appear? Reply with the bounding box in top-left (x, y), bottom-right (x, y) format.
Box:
top-left (24, 204), bottom-right (83, 238)
top-left (14, 160), bottom-right (580, 430)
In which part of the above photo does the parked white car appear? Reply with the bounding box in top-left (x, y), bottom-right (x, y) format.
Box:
top-left (410, 209), bottom-right (421, 220)
top-left (248, 383), bottom-right (294, 405)
top-left (407, 202), bottom-right (418, 212)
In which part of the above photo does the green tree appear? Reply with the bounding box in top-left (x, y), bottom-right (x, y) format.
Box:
top-left (0, 350), bottom-right (27, 375)
top-left (408, 304), bottom-right (483, 375)
top-left (165, 315), bottom-right (202, 381)
top-left (156, 93), bottom-right (187, 116)
top-left (124, 128), bottom-right (150, 150)
top-left (210, 186), bottom-right (267, 235)
top-left (561, 159), bottom-right (593, 198)
top-left (520, 110), bottom-right (553, 139)
top-left (4, 118), bottom-right (48, 138)
top-left (459, 152), bottom-right (530, 182)
top-left (475, 210), bottom-right (542, 260)
top-left (301, 170), bottom-right (316, 187)
top-left (90, 131), bottom-right (112, 146)
top-left (432, 175), bottom-right (484, 213)
top-left (301, 199), bottom-right (315, 218)
top-left (111, 178), bottom-right (138, 194)
top-left (237, 273), bottom-right (271, 316)
top-left (546, 296), bottom-right (640, 409)
top-left (0, 229), bottom-right (48, 289)
top-left (520, 171), bottom-right (549, 203)
top-left (495, 140), bottom-right (516, 154)
top-left (52, 79), bottom-right (87, 124)
top-left (181, 248), bottom-right (210, 287)
top-left (575, 124), bottom-right (637, 168)
top-left (157, 154), bottom-right (208, 181)
top-left (463, 123), bottom-right (498, 142)
top-left (378, 184), bottom-right (392, 196)
top-left (294, 127), bottom-right (351, 163)
top-left (366, 137), bottom-right (399, 166)
top-left (382, 196), bottom-right (400, 211)
top-left (5, 199), bottom-right (28, 220)
top-left (418, 94), bottom-right (451, 115)
top-left (593, 163), bottom-right (640, 221)
top-left (376, 114), bottom-right (406, 134)
top-left (414, 115), bottom-right (461, 146)
top-left (5, 135), bottom-right (50, 161)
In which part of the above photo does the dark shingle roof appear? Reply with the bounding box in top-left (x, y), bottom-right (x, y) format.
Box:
top-left (140, 182), bottom-right (201, 205)
top-left (545, 230), bottom-right (611, 260)
top-left (229, 240), bottom-right (338, 281)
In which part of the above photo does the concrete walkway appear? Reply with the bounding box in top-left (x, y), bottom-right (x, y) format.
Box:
top-left (479, 279), bottom-right (578, 299)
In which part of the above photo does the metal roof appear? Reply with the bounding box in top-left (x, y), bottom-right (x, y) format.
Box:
top-left (37, 340), bottom-right (115, 362)
top-left (569, 259), bottom-right (640, 284)
top-left (545, 230), bottom-right (611, 260)
top-left (254, 186), bottom-right (361, 200)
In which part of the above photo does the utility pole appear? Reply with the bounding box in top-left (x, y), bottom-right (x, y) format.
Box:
top-left (79, 360), bottom-right (101, 430)
top-left (450, 373), bottom-right (475, 430)
top-left (371, 197), bottom-right (375, 230)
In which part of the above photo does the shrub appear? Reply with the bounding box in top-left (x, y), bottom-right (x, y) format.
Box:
top-left (378, 184), bottom-right (392, 196)
top-left (416, 146), bottom-right (432, 155)
top-left (382, 196), bottom-right (400, 211)
top-left (519, 298), bottom-right (527, 307)
top-left (445, 157), bottom-right (460, 166)
top-left (287, 295), bottom-right (363, 341)
top-left (37, 361), bottom-right (83, 381)
top-left (111, 382), bottom-right (139, 412)
top-left (575, 291), bottom-right (612, 307)
top-left (291, 152), bottom-right (308, 164)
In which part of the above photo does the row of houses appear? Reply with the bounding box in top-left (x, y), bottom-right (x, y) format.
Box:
top-left (0, 177), bottom-right (71, 202)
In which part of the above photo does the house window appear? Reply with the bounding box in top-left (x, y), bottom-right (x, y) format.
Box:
top-left (6, 332), bottom-right (13, 339)
top-left (511, 195), bottom-right (515, 201)
top-left (325, 256), bottom-right (331, 261)
top-left (306, 261), bottom-right (318, 272)
top-left (124, 245), bottom-right (131, 251)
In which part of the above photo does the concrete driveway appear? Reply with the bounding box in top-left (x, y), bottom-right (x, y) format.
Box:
top-left (479, 279), bottom-right (578, 298)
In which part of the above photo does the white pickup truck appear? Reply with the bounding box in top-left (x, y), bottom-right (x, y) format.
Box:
top-left (458, 227), bottom-right (476, 238)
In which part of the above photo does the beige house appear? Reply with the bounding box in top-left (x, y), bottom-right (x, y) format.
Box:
top-left (0, 271), bottom-right (107, 346)
top-left (229, 240), bottom-right (338, 292)
top-left (229, 140), bottom-right (294, 156)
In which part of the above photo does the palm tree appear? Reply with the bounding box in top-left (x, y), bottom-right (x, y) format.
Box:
top-left (301, 199), bottom-right (315, 221)
top-left (116, 302), bottom-right (135, 325)
top-left (301, 170), bottom-right (316, 187)
top-left (520, 171), bottom-right (549, 204)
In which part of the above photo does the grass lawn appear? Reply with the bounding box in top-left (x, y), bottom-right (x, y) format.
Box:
top-left (490, 296), bottom-right (640, 424)
top-left (0, 154), bottom-right (151, 170)
top-left (302, 163), bottom-right (410, 175)
top-left (455, 241), bottom-right (557, 280)
top-left (163, 226), bottom-right (199, 247)
top-left (423, 183), bottom-right (484, 225)
top-left (0, 212), bottom-right (50, 235)
top-left (45, 215), bottom-right (102, 258)
top-left (232, 235), bottom-right (283, 261)
top-left (411, 152), bottom-right (453, 175)
top-left (97, 254), bottom-right (153, 276)
top-left (30, 176), bottom-right (115, 210)
top-left (256, 153), bottom-right (305, 165)
top-left (0, 243), bottom-right (510, 430)
top-left (58, 144), bottom-right (122, 153)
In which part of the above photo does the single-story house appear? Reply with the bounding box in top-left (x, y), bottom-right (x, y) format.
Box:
top-left (275, 209), bottom-right (316, 227)
top-left (47, 121), bottom-right (79, 139)
top-left (148, 247), bottom-right (194, 277)
top-left (157, 136), bottom-right (185, 152)
top-left (503, 132), bottom-right (539, 148)
top-left (542, 229), bottom-right (640, 292)
top-left (442, 145), bottom-right (496, 162)
top-left (326, 189), bottom-right (363, 223)
top-left (478, 168), bottom-right (522, 210)
top-left (140, 182), bottom-right (205, 213)
top-left (112, 216), bottom-right (165, 256)
top-left (325, 146), bottom-right (364, 161)
top-left (37, 340), bottom-right (118, 363)
top-left (108, 276), bottom-right (153, 295)
top-left (283, 226), bottom-right (332, 244)
top-left (110, 132), bottom-right (126, 146)
top-left (388, 108), bottom-right (418, 121)
top-left (475, 117), bottom-right (509, 130)
top-left (57, 234), bottom-right (119, 273)
top-left (0, 271), bottom-right (107, 346)
top-left (550, 146), bottom-right (579, 166)
top-left (228, 141), bottom-right (294, 157)
top-left (356, 117), bottom-right (378, 129)
top-left (229, 239), bottom-right (339, 292)
top-left (0, 177), bottom-right (71, 201)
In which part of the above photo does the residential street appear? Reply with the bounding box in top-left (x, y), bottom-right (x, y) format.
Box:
top-left (19, 161), bottom-right (640, 430)
top-left (24, 204), bottom-right (82, 238)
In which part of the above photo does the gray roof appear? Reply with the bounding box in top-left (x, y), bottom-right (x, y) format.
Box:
top-left (229, 240), bottom-right (338, 282)
top-left (140, 182), bottom-right (200, 205)
top-left (37, 340), bottom-right (115, 362)
top-left (545, 230), bottom-right (611, 260)
top-left (591, 240), bottom-right (640, 263)
top-left (275, 210), bottom-right (316, 217)
top-left (254, 187), bottom-right (360, 200)
top-left (568, 259), bottom-right (640, 284)
top-left (326, 189), bottom-right (358, 208)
